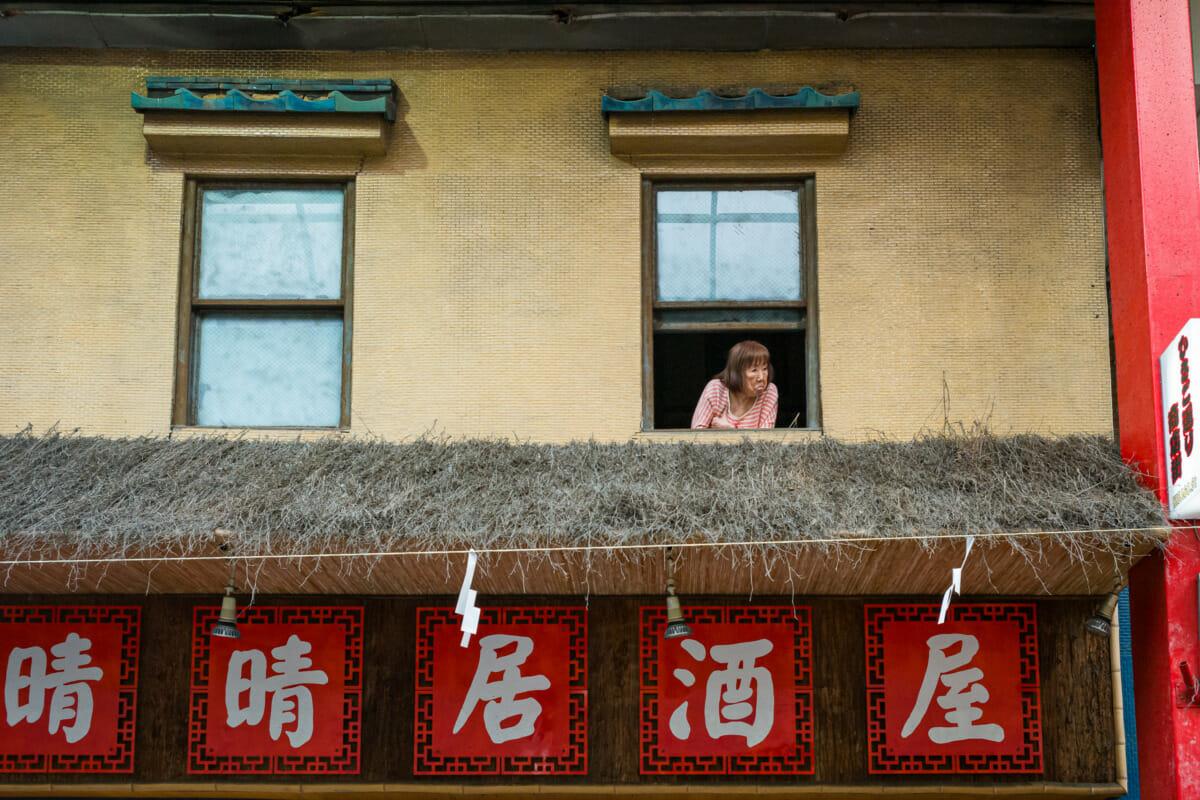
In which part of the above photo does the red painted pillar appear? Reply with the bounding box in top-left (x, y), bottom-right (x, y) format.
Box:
top-left (1095, 0), bottom-right (1200, 796)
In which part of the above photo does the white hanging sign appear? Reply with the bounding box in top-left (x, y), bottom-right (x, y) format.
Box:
top-left (455, 549), bottom-right (481, 647)
top-left (1162, 319), bottom-right (1200, 520)
top-left (938, 537), bottom-right (974, 625)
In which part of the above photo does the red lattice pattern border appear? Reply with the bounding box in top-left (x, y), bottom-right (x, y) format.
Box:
top-left (187, 606), bottom-right (363, 775)
top-left (0, 606), bottom-right (140, 774)
top-left (639, 605), bottom-right (813, 775)
top-left (865, 603), bottom-right (1042, 774)
top-left (414, 606), bottom-right (588, 776)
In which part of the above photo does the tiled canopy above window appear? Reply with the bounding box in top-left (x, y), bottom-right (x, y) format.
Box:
top-left (602, 88), bottom-right (860, 158)
top-left (131, 77), bottom-right (397, 156)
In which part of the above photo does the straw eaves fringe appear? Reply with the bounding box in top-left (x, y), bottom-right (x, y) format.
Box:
top-left (0, 429), bottom-right (1166, 572)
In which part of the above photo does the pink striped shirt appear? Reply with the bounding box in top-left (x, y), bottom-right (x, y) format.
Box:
top-left (690, 379), bottom-right (779, 429)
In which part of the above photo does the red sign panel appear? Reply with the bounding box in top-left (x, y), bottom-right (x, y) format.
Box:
top-left (0, 606), bottom-right (140, 774)
top-left (414, 607), bottom-right (587, 775)
top-left (640, 606), bottom-right (813, 775)
top-left (866, 604), bottom-right (1042, 774)
top-left (188, 606), bottom-right (363, 774)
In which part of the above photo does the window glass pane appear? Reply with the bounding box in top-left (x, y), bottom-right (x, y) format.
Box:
top-left (657, 222), bottom-right (712, 301)
top-left (656, 188), bottom-right (801, 302)
top-left (717, 189), bottom-right (798, 214)
top-left (198, 188), bottom-right (344, 299)
top-left (194, 315), bottom-right (343, 427)
top-left (715, 222), bottom-right (801, 300)
top-left (657, 190), bottom-right (712, 214)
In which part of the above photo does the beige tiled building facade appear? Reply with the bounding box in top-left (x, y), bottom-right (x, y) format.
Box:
top-left (0, 48), bottom-right (1111, 443)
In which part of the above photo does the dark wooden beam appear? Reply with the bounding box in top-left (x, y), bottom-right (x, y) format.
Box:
top-left (0, 1), bottom-right (1096, 50)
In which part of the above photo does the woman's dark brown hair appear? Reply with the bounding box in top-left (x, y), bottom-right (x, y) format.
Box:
top-left (716, 340), bottom-right (774, 396)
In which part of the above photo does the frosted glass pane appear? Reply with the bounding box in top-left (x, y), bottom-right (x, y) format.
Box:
top-left (195, 315), bottom-right (342, 427)
top-left (199, 189), bottom-right (344, 299)
top-left (656, 188), bottom-right (802, 302)
top-left (715, 222), bottom-right (801, 300)
top-left (657, 222), bottom-right (712, 301)
top-left (658, 191), bottom-right (712, 214)
top-left (717, 189), bottom-right (798, 214)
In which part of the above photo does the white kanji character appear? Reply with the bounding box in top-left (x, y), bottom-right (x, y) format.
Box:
top-left (225, 635), bottom-right (329, 748)
top-left (705, 639), bottom-right (774, 747)
top-left (901, 633), bottom-right (1004, 743)
top-left (453, 634), bottom-right (550, 744)
top-left (4, 633), bottom-right (104, 743)
top-left (668, 637), bottom-right (776, 748)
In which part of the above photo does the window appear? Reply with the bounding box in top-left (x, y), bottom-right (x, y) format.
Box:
top-left (643, 179), bottom-right (818, 429)
top-left (174, 181), bottom-right (353, 427)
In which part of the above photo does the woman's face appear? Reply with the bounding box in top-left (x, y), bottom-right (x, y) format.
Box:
top-left (743, 361), bottom-right (769, 397)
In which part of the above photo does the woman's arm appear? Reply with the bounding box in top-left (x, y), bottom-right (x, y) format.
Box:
top-left (691, 380), bottom-right (723, 429)
top-left (759, 384), bottom-right (779, 428)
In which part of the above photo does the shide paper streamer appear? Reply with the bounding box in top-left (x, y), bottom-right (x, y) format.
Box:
top-left (938, 537), bottom-right (975, 625)
top-left (456, 549), bottom-right (481, 646)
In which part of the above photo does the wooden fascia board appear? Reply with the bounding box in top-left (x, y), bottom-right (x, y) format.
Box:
top-left (139, 111), bottom-right (392, 157)
top-left (607, 109), bottom-right (852, 159)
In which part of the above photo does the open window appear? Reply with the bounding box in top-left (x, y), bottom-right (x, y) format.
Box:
top-left (643, 179), bottom-right (818, 430)
top-left (173, 180), bottom-right (354, 428)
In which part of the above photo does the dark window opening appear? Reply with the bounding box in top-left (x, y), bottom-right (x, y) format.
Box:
top-left (653, 330), bottom-right (807, 430)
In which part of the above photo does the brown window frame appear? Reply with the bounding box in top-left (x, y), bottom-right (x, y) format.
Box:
top-left (641, 177), bottom-right (820, 430)
top-left (172, 178), bottom-right (355, 429)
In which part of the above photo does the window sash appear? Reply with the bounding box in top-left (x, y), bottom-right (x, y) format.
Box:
top-left (653, 185), bottom-right (805, 305)
top-left (174, 180), bottom-right (354, 428)
top-left (196, 187), bottom-right (346, 300)
top-left (192, 312), bottom-right (345, 428)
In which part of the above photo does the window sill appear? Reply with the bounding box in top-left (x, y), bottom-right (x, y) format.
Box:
top-left (170, 426), bottom-right (350, 441)
top-left (633, 428), bottom-right (823, 444)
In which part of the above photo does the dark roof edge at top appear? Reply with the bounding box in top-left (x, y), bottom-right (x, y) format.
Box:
top-left (0, 3), bottom-right (1097, 51)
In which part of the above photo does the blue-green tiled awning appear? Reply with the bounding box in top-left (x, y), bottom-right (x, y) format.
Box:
top-left (601, 87), bottom-right (859, 114)
top-left (132, 77), bottom-right (396, 121)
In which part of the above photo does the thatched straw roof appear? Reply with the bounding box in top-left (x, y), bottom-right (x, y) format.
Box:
top-left (0, 429), bottom-right (1164, 547)
top-left (0, 430), bottom-right (1167, 596)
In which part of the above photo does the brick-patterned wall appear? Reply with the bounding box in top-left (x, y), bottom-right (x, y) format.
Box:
top-left (0, 49), bottom-right (1110, 442)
